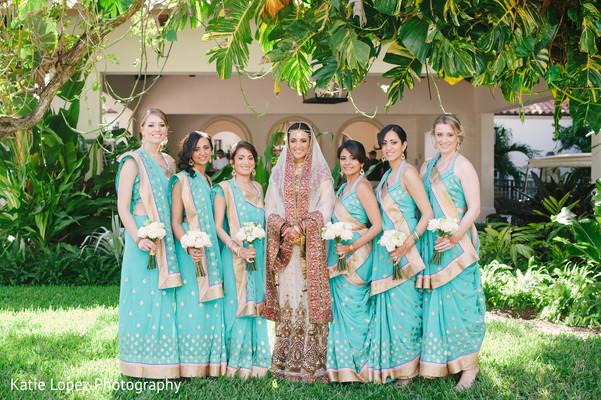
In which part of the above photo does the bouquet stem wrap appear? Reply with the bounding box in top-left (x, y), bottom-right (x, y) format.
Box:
top-left (245, 242), bottom-right (256, 272)
top-left (148, 246), bottom-right (157, 269)
top-left (335, 239), bottom-right (347, 272)
top-left (195, 258), bottom-right (207, 277)
top-left (392, 259), bottom-right (405, 280)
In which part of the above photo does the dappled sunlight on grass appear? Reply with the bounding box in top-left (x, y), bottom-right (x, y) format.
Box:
top-left (0, 291), bottom-right (120, 400)
top-left (1, 286), bottom-right (599, 399)
top-left (481, 320), bottom-right (601, 399)
top-left (0, 286), bottom-right (120, 311)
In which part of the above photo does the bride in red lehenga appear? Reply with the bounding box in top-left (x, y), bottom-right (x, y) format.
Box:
top-left (262, 122), bottom-right (335, 382)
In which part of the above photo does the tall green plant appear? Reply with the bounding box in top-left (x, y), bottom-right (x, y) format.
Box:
top-left (594, 179), bottom-right (601, 225)
top-left (553, 124), bottom-right (593, 153)
top-left (553, 206), bottom-right (601, 268)
top-left (81, 214), bottom-right (125, 267)
top-left (494, 124), bottom-right (535, 183)
top-left (478, 222), bottom-right (536, 267)
top-left (0, 102), bottom-right (114, 247)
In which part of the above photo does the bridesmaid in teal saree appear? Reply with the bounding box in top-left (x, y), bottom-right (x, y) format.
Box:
top-left (367, 125), bottom-right (433, 386)
top-left (326, 140), bottom-right (382, 383)
top-left (419, 114), bottom-right (486, 391)
top-left (116, 108), bottom-right (182, 378)
top-left (213, 141), bottom-right (271, 378)
top-left (171, 131), bottom-right (227, 377)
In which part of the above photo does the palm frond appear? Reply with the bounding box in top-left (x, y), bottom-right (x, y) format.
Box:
top-left (204, 0), bottom-right (261, 80)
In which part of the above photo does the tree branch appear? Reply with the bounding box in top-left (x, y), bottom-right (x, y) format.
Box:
top-left (0, 0), bottom-right (144, 139)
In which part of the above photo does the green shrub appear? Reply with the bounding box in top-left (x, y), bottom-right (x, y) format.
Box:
top-left (478, 222), bottom-right (536, 267)
top-left (539, 264), bottom-right (601, 327)
top-left (481, 260), bottom-right (601, 327)
top-left (481, 260), bottom-right (551, 310)
top-left (0, 236), bottom-right (120, 286)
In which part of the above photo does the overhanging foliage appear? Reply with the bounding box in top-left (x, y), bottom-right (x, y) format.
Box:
top-left (189, 0), bottom-right (601, 133)
top-left (1, 0), bottom-right (601, 136)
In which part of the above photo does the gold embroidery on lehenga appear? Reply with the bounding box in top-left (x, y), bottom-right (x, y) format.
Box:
top-left (271, 300), bottom-right (328, 381)
top-left (287, 304), bottom-right (306, 373)
top-left (272, 301), bottom-right (293, 370)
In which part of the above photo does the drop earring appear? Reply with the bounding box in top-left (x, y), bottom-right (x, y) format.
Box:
top-left (252, 169), bottom-right (256, 177)
top-left (189, 159), bottom-right (194, 166)
top-left (232, 169), bottom-right (236, 177)
top-left (360, 166), bottom-right (365, 175)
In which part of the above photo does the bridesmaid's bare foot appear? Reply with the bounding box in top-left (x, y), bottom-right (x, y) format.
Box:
top-left (395, 378), bottom-right (411, 387)
top-left (454, 368), bottom-right (479, 391)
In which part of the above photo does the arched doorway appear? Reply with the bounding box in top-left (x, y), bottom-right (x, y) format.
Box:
top-left (202, 117), bottom-right (250, 155)
top-left (337, 119), bottom-right (382, 156)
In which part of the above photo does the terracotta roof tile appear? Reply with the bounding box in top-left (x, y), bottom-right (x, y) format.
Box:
top-left (497, 100), bottom-right (570, 116)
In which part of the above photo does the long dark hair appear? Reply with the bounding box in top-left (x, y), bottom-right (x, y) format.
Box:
top-left (337, 140), bottom-right (368, 165)
top-left (177, 131), bottom-right (213, 177)
top-left (376, 124), bottom-right (408, 159)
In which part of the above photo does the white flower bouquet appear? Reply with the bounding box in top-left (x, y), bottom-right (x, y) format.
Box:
top-left (427, 217), bottom-right (459, 264)
top-left (235, 222), bottom-right (266, 271)
top-left (322, 221), bottom-right (354, 272)
top-left (379, 229), bottom-right (408, 280)
top-left (181, 230), bottom-right (213, 277)
top-left (137, 220), bottom-right (167, 269)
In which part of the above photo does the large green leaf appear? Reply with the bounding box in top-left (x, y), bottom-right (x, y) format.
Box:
top-left (579, 3), bottom-right (601, 54)
top-left (570, 100), bottom-right (601, 134)
top-left (595, 180), bottom-right (601, 225)
top-left (279, 52), bottom-right (313, 94)
top-left (328, 23), bottom-right (371, 71)
top-left (205, 0), bottom-right (260, 80)
top-left (373, 0), bottom-right (399, 15)
top-left (567, 53), bottom-right (601, 132)
top-left (441, 38), bottom-right (486, 77)
top-left (312, 57), bottom-right (338, 88)
top-left (477, 24), bottom-right (507, 54)
top-left (383, 41), bottom-right (422, 109)
top-left (399, 18), bottom-right (431, 63)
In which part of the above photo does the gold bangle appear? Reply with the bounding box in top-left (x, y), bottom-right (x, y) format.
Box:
top-left (350, 243), bottom-right (355, 252)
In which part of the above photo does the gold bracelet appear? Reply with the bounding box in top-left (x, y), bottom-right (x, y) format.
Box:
top-left (350, 243), bottom-right (355, 252)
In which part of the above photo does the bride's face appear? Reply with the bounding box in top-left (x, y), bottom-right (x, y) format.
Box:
top-left (288, 129), bottom-right (311, 162)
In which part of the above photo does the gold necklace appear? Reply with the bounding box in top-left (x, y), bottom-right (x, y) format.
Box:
top-left (294, 162), bottom-right (304, 177)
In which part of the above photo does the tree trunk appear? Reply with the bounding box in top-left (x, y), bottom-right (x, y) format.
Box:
top-left (0, 0), bottom-right (145, 140)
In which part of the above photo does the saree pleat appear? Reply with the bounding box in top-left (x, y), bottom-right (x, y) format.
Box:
top-left (214, 180), bottom-right (271, 378)
top-left (171, 170), bottom-right (227, 377)
top-left (116, 151), bottom-right (180, 379)
top-left (326, 177), bottom-right (373, 383)
top-left (419, 155), bottom-right (486, 378)
top-left (367, 164), bottom-right (423, 383)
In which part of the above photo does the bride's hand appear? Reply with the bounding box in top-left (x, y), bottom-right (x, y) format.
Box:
top-left (282, 226), bottom-right (300, 242)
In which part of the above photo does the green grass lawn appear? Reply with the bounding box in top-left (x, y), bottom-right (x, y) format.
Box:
top-left (0, 286), bottom-right (599, 400)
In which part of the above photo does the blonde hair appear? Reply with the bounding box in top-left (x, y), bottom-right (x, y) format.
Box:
top-left (431, 114), bottom-right (465, 148)
top-left (140, 108), bottom-right (169, 128)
